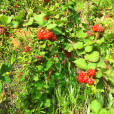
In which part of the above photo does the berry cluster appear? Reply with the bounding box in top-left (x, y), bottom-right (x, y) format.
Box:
top-left (37, 29), bottom-right (56, 42)
top-left (92, 24), bottom-right (105, 32)
top-left (44, 0), bottom-right (49, 2)
top-left (78, 68), bottom-right (96, 85)
top-left (24, 46), bottom-right (29, 52)
top-left (0, 27), bottom-right (5, 35)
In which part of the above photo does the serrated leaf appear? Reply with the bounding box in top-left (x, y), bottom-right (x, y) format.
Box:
top-left (0, 15), bottom-right (13, 25)
top-left (76, 30), bottom-right (86, 38)
top-left (46, 24), bottom-right (57, 30)
top-left (96, 38), bottom-right (104, 44)
top-left (73, 58), bottom-right (88, 70)
top-left (52, 27), bottom-right (62, 35)
top-left (84, 51), bottom-right (100, 62)
top-left (44, 99), bottom-right (50, 107)
top-left (85, 46), bottom-right (93, 52)
top-left (90, 100), bottom-right (102, 114)
top-left (10, 21), bottom-right (19, 28)
top-left (34, 13), bottom-right (45, 26)
top-left (96, 71), bottom-right (102, 78)
top-left (73, 42), bottom-right (83, 49)
top-left (27, 9), bottom-right (33, 20)
top-left (97, 59), bottom-right (106, 68)
top-left (23, 17), bottom-right (33, 26)
top-left (88, 62), bottom-right (96, 69)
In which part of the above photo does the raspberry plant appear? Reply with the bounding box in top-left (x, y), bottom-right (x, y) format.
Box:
top-left (0, 0), bottom-right (114, 113)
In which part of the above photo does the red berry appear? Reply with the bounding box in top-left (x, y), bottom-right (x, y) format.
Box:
top-left (49, 35), bottom-right (56, 42)
top-left (48, 44), bottom-right (51, 47)
top-left (87, 68), bottom-right (96, 77)
top-left (0, 27), bottom-right (5, 35)
top-left (1, 11), bottom-right (5, 14)
top-left (24, 46), bottom-right (29, 52)
top-left (37, 31), bottom-right (43, 40)
top-left (43, 30), bottom-right (53, 40)
top-left (87, 78), bottom-right (94, 85)
top-left (104, 60), bottom-right (107, 64)
top-left (15, 4), bottom-right (18, 8)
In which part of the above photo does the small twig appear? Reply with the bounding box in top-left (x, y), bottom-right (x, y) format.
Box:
top-left (68, 39), bottom-right (74, 45)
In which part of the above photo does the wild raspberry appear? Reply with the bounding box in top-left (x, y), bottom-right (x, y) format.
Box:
top-left (49, 35), bottom-right (56, 42)
top-left (78, 72), bottom-right (88, 83)
top-left (87, 68), bottom-right (96, 77)
top-left (1, 11), bottom-right (5, 14)
top-left (0, 28), bottom-right (5, 35)
top-left (15, 4), bottom-right (18, 8)
top-left (104, 60), bottom-right (107, 64)
top-left (92, 24), bottom-right (99, 32)
top-left (37, 31), bottom-right (43, 40)
top-left (24, 46), bottom-right (29, 52)
top-left (98, 27), bottom-right (105, 32)
top-left (44, 0), bottom-right (49, 2)
top-left (87, 31), bottom-right (92, 37)
top-left (43, 30), bottom-right (53, 40)
top-left (43, 16), bottom-right (49, 20)
top-left (87, 78), bottom-right (94, 85)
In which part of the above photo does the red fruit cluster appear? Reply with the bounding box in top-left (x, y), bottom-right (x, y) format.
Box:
top-left (87, 68), bottom-right (95, 77)
top-left (78, 68), bottom-right (96, 85)
top-left (44, 0), bottom-right (49, 2)
top-left (78, 72), bottom-right (89, 83)
top-left (63, 50), bottom-right (72, 58)
top-left (92, 24), bottom-right (105, 32)
top-left (37, 29), bottom-right (56, 42)
top-left (24, 46), bottom-right (29, 52)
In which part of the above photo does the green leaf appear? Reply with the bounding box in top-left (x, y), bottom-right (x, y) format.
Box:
top-left (97, 59), bottom-right (106, 68)
top-left (45, 61), bottom-right (53, 71)
top-left (84, 51), bottom-right (100, 62)
top-left (44, 99), bottom-right (50, 107)
top-left (85, 46), bottom-right (93, 52)
top-left (4, 76), bottom-right (11, 84)
top-left (88, 62), bottom-right (96, 69)
top-left (96, 38), bottom-right (104, 45)
top-left (11, 54), bottom-right (15, 65)
top-left (0, 64), bottom-right (12, 76)
top-left (90, 100), bottom-right (102, 114)
top-left (23, 17), bottom-right (33, 26)
top-left (10, 21), bottom-right (19, 28)
top-left (76, 30), bottom-right (86, 38)
top-left (96, 71), bottom-right (102, 78)
top-left (14, 11), bottom-right (24, 22)
top-left (73, 58), bottom-right (88, 70)
top-left (46, 24), bottom-right (57, 30)
top-left (73, 42), bottom-right (83, 49)
top-left (52, 27), bottom-right (62, 35)
top-left (27, 9), bottom-right (33, 20)
top-left (34, 13), bottom-right (45, 26)
top-left (108, 108), bottom-right (114, 114)
top-left (99, 108), bottom-right (108, 114)
top-left (111, 70), bottom-right (114, 77)
top-left (0, 15), bottom-right (13, 25)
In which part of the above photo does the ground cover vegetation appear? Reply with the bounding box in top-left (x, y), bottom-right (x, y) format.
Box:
top-left (0, 0), bottom-right (114, 113)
